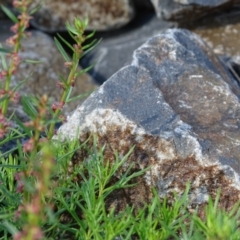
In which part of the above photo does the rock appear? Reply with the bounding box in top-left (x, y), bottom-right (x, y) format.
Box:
top-left (57, 29), bottom-right (240, 215)
top-left (182, 6), bottom-right (240, 57)
top-left (81, 13), bottom-right (175, 83)
top-left (151, 0), bottom-right (239, 22)
top-left (0, 20), bottom-right (98, 121)
top-left (29, 0), bottom-right (135, 32)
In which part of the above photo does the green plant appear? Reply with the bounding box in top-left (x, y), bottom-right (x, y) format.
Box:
top-left (0, 0), bottom-right (99, 239)
top-left (0, 1), bottom-right (240, 239)
top-left (181, 190), bottom-right (240, 240)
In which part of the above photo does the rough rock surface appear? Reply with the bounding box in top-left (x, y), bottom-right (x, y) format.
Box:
top-left (81, 13), bottom-right (175, 83)
top-left (57, 29), bottom-right (240, 214)
top-left (0, 20), bottom-right (98, 121)
top-left (183, 6), bottom-right (240, 57)
top-left (30, 0), bottom-right (135, 32)
top-left (151, 0), bottom-right (240, 22)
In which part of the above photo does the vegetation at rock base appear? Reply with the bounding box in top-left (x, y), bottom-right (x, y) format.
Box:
top-left (0, 1), bottom-right (240, 239)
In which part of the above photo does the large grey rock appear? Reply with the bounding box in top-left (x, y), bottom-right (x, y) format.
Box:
top-left (151, 0), bottom-right (240, 22)
top-left (57, 29), bottom-right (240, 214)
top-left (0, 20), bottom-right (98, 121)
top-left (81, 13), bottom-right (175, 83)
top-left (30, 0), bottom-right (135, 32)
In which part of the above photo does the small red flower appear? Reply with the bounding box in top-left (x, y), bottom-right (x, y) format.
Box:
top-left (64, 61), bottom-right (73, 67)
top-left (0, 70), bottom-right (8, 80)
top-left (23, 138), bottom-right (34, 153)
top-left (56, 81), bottom-right (66, 90)
top-left (10, 23), bottom-right (20, 33)
top-left (51, 101), bottom-right (65, 112)
top-left (6, 35), bottom-right (18, 46)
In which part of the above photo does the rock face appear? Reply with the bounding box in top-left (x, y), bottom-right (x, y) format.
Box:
top-left (81, 13), bottom-right (175, 83)
top-left (57, 29), bottom-right (240, 214)
top-left (0, 21), bottom-right (98, 121)
top-left (183, 7), bottom-right (240, 57)
top-left (151, 0), bottom-right (240, 22)
top-left (30, 0), bottom-right (135, 32)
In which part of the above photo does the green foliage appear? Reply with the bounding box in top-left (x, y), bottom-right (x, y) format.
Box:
top-left (0, 0), bottom-right (240, 239)
top-left (181, 191), bottom-right (240, 240)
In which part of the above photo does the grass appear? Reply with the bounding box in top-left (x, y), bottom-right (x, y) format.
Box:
top-left (0, 0), bottom-right (240, 239)
top-left (1, 138), bottom-right (240, 239)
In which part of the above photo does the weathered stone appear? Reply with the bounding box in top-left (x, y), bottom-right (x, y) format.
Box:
top-left (81, 13), bottom-right (175, 83)
top-left (57, 29), bottom-right (240, 214)
top-left (29, 0), bottom-right (135, 32)
top-left (151, 0), bottom-right (240, 22)
top-left (182, 7), bottom-right (240, 57)
top-left (0, 20), bottom-right (98, 121)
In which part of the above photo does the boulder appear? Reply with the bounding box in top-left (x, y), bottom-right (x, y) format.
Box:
top-left (57, 29), bottom-right (240, 214)
top-left (151, 0), bottom-right (240, 22)
top-left (29, 0), bottom-right (135, 32)
top-left (182, 7), bottom-right (240, 57)
top-left (0, 20), bottom-right (98, 121)
top-left (81, 13), bottom-right (175, 84)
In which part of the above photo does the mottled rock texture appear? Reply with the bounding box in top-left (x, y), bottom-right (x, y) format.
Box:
top-left (151, 0), bottom-right (240, 22)
top-left (30, 0), bottom-right (135, 32)
top-left (0, 22), bottom-right (98, 121)
top-left (81, 13), bottom-right (174, 83)
top-left (57, 29), bottom-right (240, 214)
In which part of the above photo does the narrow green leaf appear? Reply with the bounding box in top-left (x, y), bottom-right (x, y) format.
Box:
top-left (82, 39), bottom-right (98, 50)
top-left (66, 22), bottom-right (78, 35)
top-left (0, 47), bottom-right (12, 54)
top-left (83, 18), bottom-right (89, 27)
top-left (14, 117), bottom-right (31, 136)
top-left (85, 30), bottom-right (96, 40)
top-left (0, 164), bottom-right (20, 169)
top-left (65, 86), bottom-right (73, 103)
top-left (1, 220), bottom-right (18, 235)
top-left (0, 49), bottom-right (8, 71)
top-left (1, 5), bottom-right (18, 23)
top-left (0, 146), bottom-right (18, 159)
top-left (0, 95), bottom-right (8, 103)
top-left (23, 59), bottom-right (44, 64)
top-left (21, 95), bottom-right (38, 120)
top-left (29, 3), bottom-right (42, 15)
top-left (54, 37), bottom-right (70, 62)
top-left (81, 39), bottom-right (101, 58)
top-left (5, 126), bottom-right (27, 139)
top-left (57, 33), bottom-right (74, 51)
top-left (75, 63), bottom-right (95, 77)
top-left (58, 74), bottom-right (67, 84)
top-left (66, 92), bottom-right (91, 104)
top-left (11, 77), bottom-right (29, 92)
top-left (68, 31), bottom-right (76, 41)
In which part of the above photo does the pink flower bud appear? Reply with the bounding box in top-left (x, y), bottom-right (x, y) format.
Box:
top-left (64, 61), bottom-right (73, 67)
